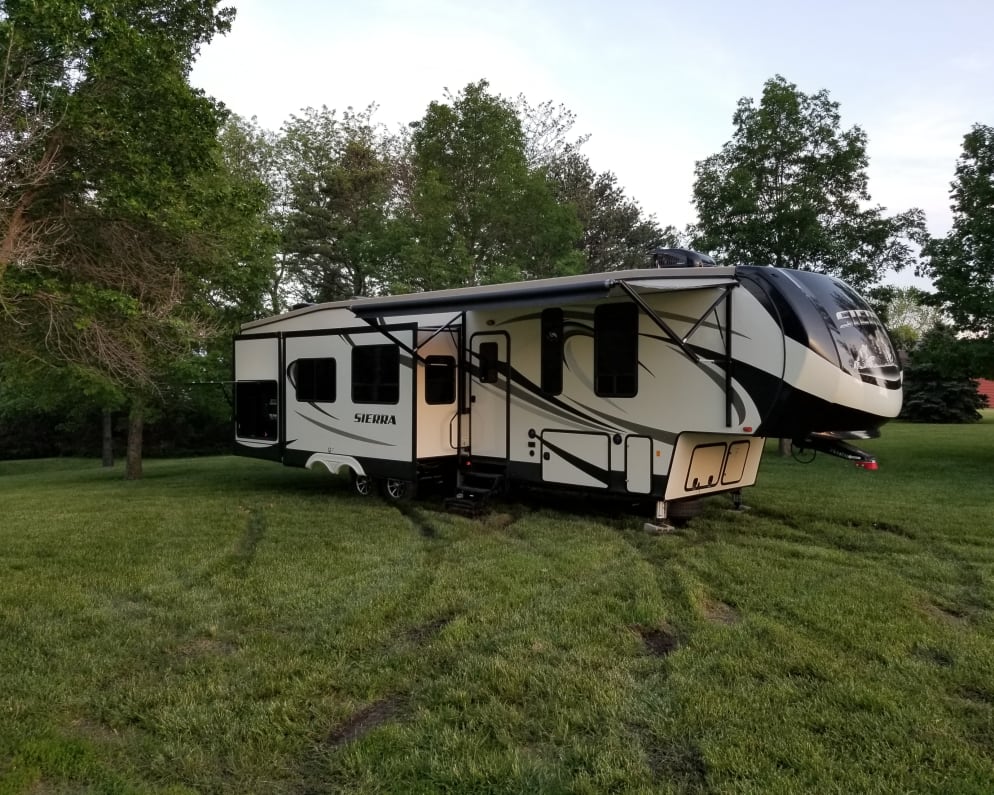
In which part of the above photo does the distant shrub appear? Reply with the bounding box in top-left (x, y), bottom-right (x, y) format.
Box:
top-left (899, 327), bottom-right (986, 423)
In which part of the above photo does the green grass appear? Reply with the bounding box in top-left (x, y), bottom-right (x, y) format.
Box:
top-left (1, 414), bottom-right (993, 794)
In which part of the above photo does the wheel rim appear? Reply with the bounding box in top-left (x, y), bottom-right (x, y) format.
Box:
top-left (353, 474), bottom-right (373, 496)
top-left (384, 479), bottom-right (407, 499)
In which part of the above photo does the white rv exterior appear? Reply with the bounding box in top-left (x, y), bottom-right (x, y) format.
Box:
top-left (233, 263), bottom-right (902, 514)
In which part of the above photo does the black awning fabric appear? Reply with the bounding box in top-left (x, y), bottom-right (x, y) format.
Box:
top-left (348, 271), bottom-right (737, 319)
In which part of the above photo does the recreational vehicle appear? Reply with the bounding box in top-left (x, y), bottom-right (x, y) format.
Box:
top-left (233, 252), bottom-right (901, 527)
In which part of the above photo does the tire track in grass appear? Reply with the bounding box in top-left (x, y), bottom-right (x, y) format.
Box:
top-left (324, 695), bottom-right (406, 749)
top-left (646, 741), bottom-right (711, 793)
top-left (617, 529), bottom-right (706, 790)
top-left (293, 501), bottom-right (461, 792)
top-left (229, 507), bottom-right (266, 577)
top-left (296, 695), bottom-right (408, 795)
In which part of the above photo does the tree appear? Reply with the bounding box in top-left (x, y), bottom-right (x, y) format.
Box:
top-left (547, 152), bottom-right (680, 272)
top-left (692, 75), bottom-right (926, 290)
top-left (923, 124), bottom-right (994, 339)
top-left (282, 105), bottom-right (399, 302)
top-left (0, 0), bottom-right (248, 478)
top-left (215, 115), bottom-right (283, 313)
top-left (515, 95), bottom-right (676, 271)
top-left (392, 80), bottom-right (583, 292)
top-left (900, 327), bottom-right (987, 423)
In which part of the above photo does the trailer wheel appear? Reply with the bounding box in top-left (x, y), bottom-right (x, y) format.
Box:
top-left (382, 478), bottom-right (415, 502)
top-left (350, 471), bottom-right (375, 497)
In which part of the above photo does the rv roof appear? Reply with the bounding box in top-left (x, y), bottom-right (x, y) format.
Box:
top-left (242, 266), bottom-right (738, 329)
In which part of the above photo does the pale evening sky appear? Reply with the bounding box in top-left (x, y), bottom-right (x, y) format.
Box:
top-left (191, 0), bottom-right (994, 289)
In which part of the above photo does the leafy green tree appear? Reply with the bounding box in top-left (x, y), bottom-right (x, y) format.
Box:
top-left (547, 152), bottom-right (679, 271)
top-left (0, 0), bottom-right (252, 478)
top-left (215, 115), bottom-right (283, 313)
top-left (900, 327), bottom-right (987, 423)
top-left (282, 106), bottom-right (398, 302)
top-left (923, 124), bottom-right (994, 340)
top-left (515, 95), bottom-right (676, 271)
top-left (692, 75), bottom-right (926, 290)
top-left (393, 80), bottom-right (583, 291)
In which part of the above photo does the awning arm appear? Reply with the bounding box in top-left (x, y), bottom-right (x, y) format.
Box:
top-left (681, 285), bottom-right (736, 344)
top-left (360, 312), bottom-right (462, 364)
top-left (724, 285), bottom-right (734, 427)
top-left (613, 279), bottom-right (738, 427)
top-left (413, 312), bottom-right (463, 351)
top-left (358, 316), bottom-right (424, 363)
top-left (357, 310), bottom-right (462, 364)
top-left (612, 280), bottom-right (700, 365)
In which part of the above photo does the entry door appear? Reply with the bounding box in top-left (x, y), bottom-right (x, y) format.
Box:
top-left (470, 332), bottom-right (509, 460)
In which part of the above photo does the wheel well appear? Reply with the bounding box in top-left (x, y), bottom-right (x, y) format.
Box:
top-left (306, 459), bottom-right (341, 477)
top-left (304, 455), bottom-right (367, 481)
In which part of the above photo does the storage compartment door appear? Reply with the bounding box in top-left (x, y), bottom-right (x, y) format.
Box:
top-left (625, 435), bottom-right (652, 494)
top-left (541, 431), bottom-right (610, 489)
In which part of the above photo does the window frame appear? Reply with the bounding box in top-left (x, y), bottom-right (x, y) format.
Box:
top-left (292, 357), bottom-right (337, 403)
top-left (234, 380), bottom-right (279, 440)
top-left (424, 354), bottom-right (456, 405)
top-left (351, 344), bottom-right (401, 405)
top-left (478, 341), bottom-right (499, 384)
top-left (594, 302), bottom-right (639, 398)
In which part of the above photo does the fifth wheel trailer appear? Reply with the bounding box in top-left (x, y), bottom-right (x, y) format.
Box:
top-left (233, 256), bottom-right (901, 524)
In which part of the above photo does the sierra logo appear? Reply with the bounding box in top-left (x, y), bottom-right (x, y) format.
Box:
top-left (354, 413), bottom-right (397, 424)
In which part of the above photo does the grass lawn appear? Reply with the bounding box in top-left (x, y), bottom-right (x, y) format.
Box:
top-left (1, 415), bottom-right (993, 794)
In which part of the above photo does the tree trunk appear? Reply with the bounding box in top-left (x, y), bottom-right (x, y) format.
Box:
top-left (125, 400), bottom-right (144, 480)
top-left (778, 437), bottom-right (792, 458)
top-left (101, 408), bottom-right (114, 467)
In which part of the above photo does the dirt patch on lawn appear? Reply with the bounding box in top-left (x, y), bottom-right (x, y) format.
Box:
top-left (912, 643), bottom-right (955, 667)
top-left (701, 598), bottom-right (740, 625)
top-left (920, 600), bottom-right (969, 625)
top-left (646, 741), bottom-right (708, 789)
top-left (957, 685), bottom-right (994, 705)
top-left (175, 637), bottom-right (238, 658)
top-left (633, 624), bottom-right (680, 657)
top-left (402, 615), bottom-right (453, 646)
top-left (325, 696), bottom-right (404, 749)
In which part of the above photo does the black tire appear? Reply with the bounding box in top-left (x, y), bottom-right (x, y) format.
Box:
top-left (350, 470), bottom-right (375, 497)
top-left (381, 478), bottom-right (416, 502)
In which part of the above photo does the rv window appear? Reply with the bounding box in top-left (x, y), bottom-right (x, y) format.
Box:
top-left (541, 308), bottom-right (563, 395)
top-left (293, 358), bottom-right (336, 403)
top-left (352, 344), bottom-right (400, 404)
top-left (235, 380), bottom-right (278, 440)
top-left (594, 303), bottom-right (638, 397)
top-left (478, 342), bottom-right (499, 383)
top-left (425, 355), bottom-right (456, 405)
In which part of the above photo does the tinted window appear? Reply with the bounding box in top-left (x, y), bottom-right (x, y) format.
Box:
top-left (293, 358), bottom-right (336, 402)
top-left (594, 303), bottom-right (638, 397)
top-left (425, 355), bottom-right (456, 405)
top-left (789, 270), bottom-right (899, 379)
top-left (352, 345), bottom-right (400, 404)
top-left (478, 341), bottom-right (499, 384)
top-left (541, 308), bottom-right (563, 395)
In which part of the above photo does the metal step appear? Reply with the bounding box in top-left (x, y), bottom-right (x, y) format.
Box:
top-left (444, 496), bottom-right (487, 517)
top-left (446, 466), bottom-right (505, 516)
top-left (454, 485), bottom-right (496, 498)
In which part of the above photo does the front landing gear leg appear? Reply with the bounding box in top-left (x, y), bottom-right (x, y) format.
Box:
top-left (643, 500), bottom-right (675, 534)
top-left (729, 489), bottom-right (749, 512)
